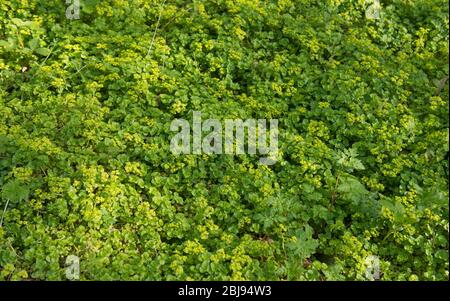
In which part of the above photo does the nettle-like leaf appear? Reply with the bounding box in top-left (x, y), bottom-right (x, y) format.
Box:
top-left (337, 176), bottom-right (367, 196)
top-left (0, 38), bottom-right (17, 51)
top-left (81, 0), bottom-right (101, 14)
top-left (287, 225), bottom-right (319, 261)
top-left (336, 148), bottom-right (365, 172)
top-left (336, 175), bottom-right (380, 217)
top-left (419, 187), bottom-right (448, 209)
top-left (379, 197), bottom-right (407, 222)
top-left (34, 47), bottom-right (51, 56)
top-left (1, 180), bottom-right (29, 203)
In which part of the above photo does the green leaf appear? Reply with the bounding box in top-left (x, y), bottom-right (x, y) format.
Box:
top-left (1, 180), bottom-right (29, 203)
top-left (34, 47), bottom-right (51, 56)
top-left (336, 148), bottom-right (365, 172)
top-left (420, 188), bottom-right (448, 207)
top-left (287, 225), bottom-right (319, 260)
top-left (28, 38), bottom-right (40, 50)
top-left (0, 38), bottom-right (16, 50)
top-left (0, 40), bottom-right (10, 48)
top-left (337, 175), bottom-right (368, 196)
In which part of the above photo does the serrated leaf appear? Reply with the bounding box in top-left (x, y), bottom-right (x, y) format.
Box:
top-left (34, 47), bottom-right (51, 56)
top-left (0, 40), bottom-right (10, 48)
top-left (0, 38), bottom-right (15, 50)
top-left (287, 225), bottom-right (319, 260)
top-left (28, 38), bottom-right (40, 50)
top-left (1, 180), bottom-right (29, 203)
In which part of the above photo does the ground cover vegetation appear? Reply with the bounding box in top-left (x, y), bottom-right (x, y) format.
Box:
top-left (0, 0), bottom-right (448, 280)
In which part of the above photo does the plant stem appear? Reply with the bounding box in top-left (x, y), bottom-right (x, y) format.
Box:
top-left (0, 199), bottom-right (10, 228)
top-left (143, 0), bottom-right (167, 69)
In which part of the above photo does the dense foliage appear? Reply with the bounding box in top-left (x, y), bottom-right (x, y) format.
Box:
top-left (0, 0), bottom-right (448, 280)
